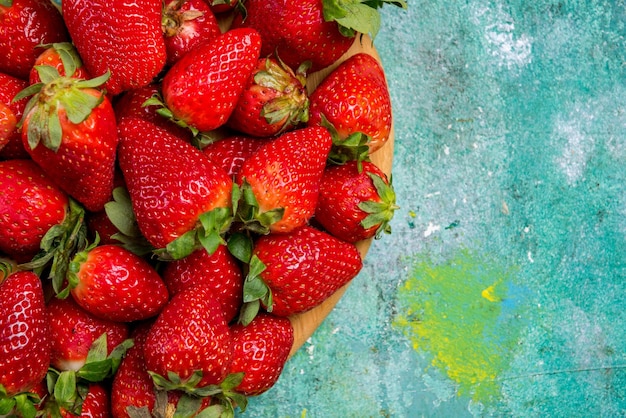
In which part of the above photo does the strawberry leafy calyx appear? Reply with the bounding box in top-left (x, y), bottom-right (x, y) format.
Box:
top-left (321, 113), bottom-right (371, 169)
top-left (161, 0), bottom-right (204, 38)
top-left (358, 172), bottom-right (398, 238)
top-left (239, 254), bottom-right (272, 326)
top-left (233, 180), bottom-right (285, 236)
top-left (0, 384), bottom-right (42, 418)
top-left (144, 93), bottom-right (202, 137)
top-left (15, 68), bottom-right (110, 153)
top-left (255, 57), bottom-right (310, 132)
top-left (104, 187), bottom-right (155, 256)
top-left (322, 0), bottom-right (408, 39)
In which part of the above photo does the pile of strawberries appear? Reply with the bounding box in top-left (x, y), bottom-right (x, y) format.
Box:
top-left (0, 0), bottom-right (403, 416)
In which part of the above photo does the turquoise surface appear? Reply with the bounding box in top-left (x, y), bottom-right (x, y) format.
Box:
top-left (240, 2), bottom-right (626, 416)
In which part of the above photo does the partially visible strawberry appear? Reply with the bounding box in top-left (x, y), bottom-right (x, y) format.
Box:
top-left (0, 72), bottom-right (29, 159)
top-left (235, 126), bottom-right (332, 235)
top-left (0, 102), bottom-right (17, 151)
top-left (161, 244), bottom-right (243, 322)
top-left (0, 159), bottom-right (69, 263)
top-left (227, 57), bottom-right (310, 137)
top-left (240, 225), bottom-right (362, 322)
top-left (0, 267), bottom-right (50, 413)
top-left (47, 296), bottom-right (129, 372)
top-left (206, 0), bottom-right (240, 14)
top-left (117, 117), bottom-right (234, 259)
top-left (202, 134), bottom-right (264, 177)
top-left (162, 0), bottom-right (222, 67)
top-left (28, 42), bottom-right (91, 85)
top-left (228, 313), bottom-right (293, 396)
top-left (61, 383), bottom-right (110, 418)
top-left (308, 52), bottom-right (392, 155)
top-left (143, 284), bottom-right (233, 388)
top-left (62, 0), bottom-right (167, 96)
top-left (0, 0), bottom-right (69, 79)
top-left (160, 27), bottom-right (261, 133)
top-left (315, 160), bottom-right (397, 243)
top-left (66, 243), bottom-right (169, 322)
top-left (17, 67), bottom-right (119, 212)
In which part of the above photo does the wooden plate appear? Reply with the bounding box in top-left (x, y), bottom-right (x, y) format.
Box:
top-left (216, 16), bottom-right (394, 358)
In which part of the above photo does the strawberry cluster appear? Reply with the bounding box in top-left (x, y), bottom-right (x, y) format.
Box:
top-left (0, 0), bottom-right (403, 416)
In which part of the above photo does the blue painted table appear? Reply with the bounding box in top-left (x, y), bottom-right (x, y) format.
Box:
top-left (239, 2), bottom-right (626, 416)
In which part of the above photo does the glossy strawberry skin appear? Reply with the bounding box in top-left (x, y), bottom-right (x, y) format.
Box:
top-left (0, 72), bottom-right (29, 159)
top-left (28, 43), bottom-right (91, 85)
top-left (47, 296), bottom-right (129, 372)
top-left (0, 270), bottom-right (50, 396)
top-left (62, 0), bottom-right (167, 96)
top-left (202, 134), bottom-right (264, 177)
top-left (315, 160), bottom-right (395, 243)
top-left (253, 226), bottom-right (363, 316)
top-left (117, 117), bottom-right (233, 249)
top-left (308, 53), bottom-right (392, 153)
top-left (69, 244), bottom-right (169, 322)
top-left (0, 159), bottom-right (69, 263)
top-left (231, 0), bottom-right (354, 72)
top-left (161, 244), bottom-right (243, 322)
top-left (0, 102), bottom-right (17, 150)
top-left (229, 313), bottom-right (293, 396)
top-left (162, 0), bottom-right (222, 66)
top-left (143, 285), bottom-right (233, 387)
top-left (162, 27), bottom-right (261, 132)
top-left (0, 0), bottom-right (69, 79)
top-left (236, 126), bottom-right (332, 234)
top-left (21, 87), bottom-right (119, 212)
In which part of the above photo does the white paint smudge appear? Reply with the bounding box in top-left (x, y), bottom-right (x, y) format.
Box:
top-left (554, 110), bottom-right (596, 184)
top-left (424, 222), bottom-right (441, 237)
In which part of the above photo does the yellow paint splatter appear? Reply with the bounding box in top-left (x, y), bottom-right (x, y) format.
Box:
top-left (393, 249), bottom-right (522, 403)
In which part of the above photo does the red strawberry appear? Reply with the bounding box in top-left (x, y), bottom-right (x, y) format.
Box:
top-left (241, 225), bottom-right (362, 322)
top-left (162, 0), bottom-right (222, 67)
top-left (47, 296), bottom-right (129, 372)
top-left (0, 159), bottom-right (69, 263)
top-left (308, 53), bottom-right (392, 155)
top-left (0, 269), bottom-right (50, 401)
top-left (28, 42), bottom-right (91, 85)
top-left (0, 0), bottom-right (69, 79)
top-left (235, 126), bottom-right (332, 234)
top-left (228, 313), bottom-right (293, 396)
top-left (62, 0), bottom-right (167, 96)
top-left (111, 323), bottom-right (213, 418)
top-left (202, 134), bottom-right (264, 177)
top-left (161, 27), bottom-right (261, 132)
top-left (61, 383), bottom-right (110, 418)
top-left (0, 72), bottom-right (29, 159)
top-left (206, 0), bottom-right (239, 14)
top-left (315, 160), bottom-right (397, 243)
top-left (117, 117), bottom-right (233, 258)
top-left (17, 69), bottom-right (119, 212)
top-left (143, 284), bottom-right (233, 388)
top-left (0, 102), bottom-right (17, 151)
top-left (66, 243), bottom-right (169, 322)
top-left (227, 57), bottom-right (310, 137)
top-left (161, 244), bottom-right (243, 322)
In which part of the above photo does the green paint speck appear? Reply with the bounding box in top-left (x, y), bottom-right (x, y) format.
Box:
top-left (393, 249), bottom-right (523, 403)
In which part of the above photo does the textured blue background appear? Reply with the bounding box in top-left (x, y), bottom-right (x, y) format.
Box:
top-left (239, 1), bottom-right (626, 416)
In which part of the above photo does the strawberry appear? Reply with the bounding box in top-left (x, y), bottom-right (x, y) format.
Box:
top-left (240, 225), bottom-right (362, 322)
top-left (0, 72), bottom-right (29, 159)
top-left (47, 296), bottom-right (129, 372)
top-left (0, 0), bottom-right (69, 79)
top-left (0, 267), bottom-right (50, 411)
top-left (17, 67), bottom-right (119, 212)
top-left (0, 159), bottom-right (69, 263)
top-left (202, 134), bottom-right (264, 177)
top-left (161, 244), bottom-right (243, 323)
top-left (308, 52), bottom-right (392, 155)
top-left (228, 313), bottom-right (293, 396)
top-left (226, 57), bottom-right (310, 137)
top-left (66, 243), bottom-right (169, 322)
top-left (231, 0), bottom-right (405, 72)
top-left (61, 383), bottom-right (110, 418)
top-left (117, 117), bottom-right (234, 259)
top-left (112, 323), bottom-right (214, 418)
top-left (161, 0), bottom-right (222, 67)
top-left (235, 126), bottom-right (332, 235)
top-left (62, 0), bottom-right (167, 97)
top-left (0, 102), bottom-right (16, 151)
top-left (143, 284), bottom-right (233, 388)
top-left (28, 42), bottom-right (91, 85)
top-left (160, 27), bottom-right (261, 133)
top-left (206, 0), bottom-right (240, 14)
top-left (315, 160), bottom-right (397, 243)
